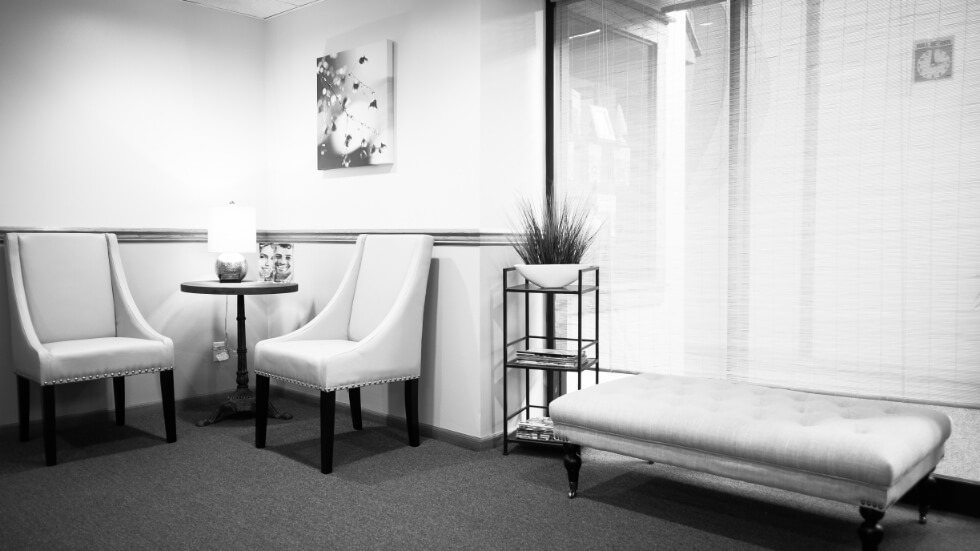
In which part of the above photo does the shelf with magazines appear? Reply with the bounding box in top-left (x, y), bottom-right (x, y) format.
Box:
top-left (501, 266), bottom-right (599, 455)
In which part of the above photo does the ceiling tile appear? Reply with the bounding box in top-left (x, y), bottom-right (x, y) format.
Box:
top-left (181, 0), bottom-right (321, 20)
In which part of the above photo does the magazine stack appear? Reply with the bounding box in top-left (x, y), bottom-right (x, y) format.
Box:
top-left (510, 347), bottom-right (586, 369)
top-left (516, 416), bottom-right (555, 441)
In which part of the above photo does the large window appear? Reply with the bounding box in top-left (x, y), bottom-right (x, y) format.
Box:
top-left (553, 0), bottom-right (980, 408)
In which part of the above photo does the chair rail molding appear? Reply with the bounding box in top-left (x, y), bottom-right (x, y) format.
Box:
top-left (0, 228), bottom-right (513, 246)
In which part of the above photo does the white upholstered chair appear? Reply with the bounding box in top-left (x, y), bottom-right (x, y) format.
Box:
top-left (254, 234), bottom-right (433, 473)
top-left (4, 233), bottom-right (176, 466)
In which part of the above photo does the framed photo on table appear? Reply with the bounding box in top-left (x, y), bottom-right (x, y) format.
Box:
top-left (258, 242), bottom-right (294, 283)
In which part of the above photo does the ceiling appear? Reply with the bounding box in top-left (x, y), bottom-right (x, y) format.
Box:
top-left (180, 0), bottom-right (325, 20)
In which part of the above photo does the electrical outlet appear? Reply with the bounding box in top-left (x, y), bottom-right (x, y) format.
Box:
top-left (212, 341), bottom-right (229, 362)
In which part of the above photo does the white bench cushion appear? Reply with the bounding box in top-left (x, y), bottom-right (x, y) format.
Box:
top-left (550, 374), bottom-right (952, 510)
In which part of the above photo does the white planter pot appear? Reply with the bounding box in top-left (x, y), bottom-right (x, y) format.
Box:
top-left (514, 264), bottom-right (590, 289)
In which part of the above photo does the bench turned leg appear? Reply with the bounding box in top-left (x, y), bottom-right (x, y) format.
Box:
top-left (563, 443), bottom-right (581, 499)
top-left (858, 507), bottom-right (884, 551)
top-left (916, 470), bottom-right (936, 524)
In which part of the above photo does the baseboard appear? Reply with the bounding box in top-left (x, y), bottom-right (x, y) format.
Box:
top-left (0, 388), bottom-right (500, 452)
top-left (896, 474), bottom-right (980, 519)
top-left (272, 387), bottom-right (501, 452)
top-left (2, 391), bottom-right (975, 518)
top-left (0, 389), bottom-right (248, 440)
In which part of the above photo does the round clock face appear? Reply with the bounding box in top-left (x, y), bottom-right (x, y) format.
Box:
top-left (917, 48), bottom-right (952, 80)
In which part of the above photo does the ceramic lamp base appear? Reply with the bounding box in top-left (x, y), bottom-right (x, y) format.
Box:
top-left (216, 252), bottom-right (248, 282)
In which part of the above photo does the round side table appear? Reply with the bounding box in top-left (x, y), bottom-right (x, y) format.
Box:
top-left (180, 280), bottom-right (298, 427)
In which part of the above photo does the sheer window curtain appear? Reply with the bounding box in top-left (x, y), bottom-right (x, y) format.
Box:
top-left (554, 0), bottom-right (980, 408)
top-left (554, 0), bottom-right (732, 381)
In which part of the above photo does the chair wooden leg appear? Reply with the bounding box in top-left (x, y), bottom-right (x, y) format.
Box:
top-left (321, 390), bottom-right (336, 474)
top-left (160, 370), bottom-right (176, 443)
top-left (255, 375), bottom-right (269, 449)
top-left (113, 376), bottom-right (125, 426)
top-left (42, 385), bottom-right (56, 466)
top-left (17, 375), bottom-right (30, 442)
top-left (349, 387), bottom-right (362, 430)
top-left (405, 378), bottom-right (420, 447)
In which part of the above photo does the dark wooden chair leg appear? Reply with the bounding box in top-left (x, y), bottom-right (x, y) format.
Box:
top-left (160, 370), bottom-right (176, 443)
top-left (858, 507), bottom-right (885, 551)
top-left (17, 375), bottom-right (30, 442)
top-left (42, 385), bottom-right (56, 466)
top-left (564, 443), bottom-right (582, 498)
top-left (113, 376), bottom-right (126, 426)
top-left (321, 390), bottom-right (336, 474)
top-left (349, 387), bottom-right (362, 430)
top-left (255, 375), bottom-right (269, 448)
top-left (916, 470), bottom-right (936, 524)
top-left (405, 378), bottom-right (419, 447)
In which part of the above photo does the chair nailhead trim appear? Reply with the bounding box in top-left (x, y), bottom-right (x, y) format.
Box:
top-left (253, 371), bottom-right (419, 393)
top-left (42, 366), bottom-right (174, 385)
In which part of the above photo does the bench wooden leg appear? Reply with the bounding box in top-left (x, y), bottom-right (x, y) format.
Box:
top-left (563, 443), bottom-right (581, 499)
top-left (858, 507), bottom-right (884, 551)
top-left (916, 469), bottom-right (936, 524)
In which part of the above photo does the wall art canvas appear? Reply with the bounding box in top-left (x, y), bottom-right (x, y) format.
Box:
top-left (317, 40), bottom-right (394, 170)
top-left (258, 242), bottom-right (294, 283)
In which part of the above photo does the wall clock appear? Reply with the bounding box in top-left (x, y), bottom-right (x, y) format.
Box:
top-left (914, 37), bottom-right (953, 82)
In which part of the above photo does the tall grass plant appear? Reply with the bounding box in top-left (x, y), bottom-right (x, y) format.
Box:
top-left (509, 194), bottom-right (600, 264)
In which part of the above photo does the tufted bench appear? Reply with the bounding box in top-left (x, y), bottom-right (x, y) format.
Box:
top-left (550, 374), bottom-right (952, 550)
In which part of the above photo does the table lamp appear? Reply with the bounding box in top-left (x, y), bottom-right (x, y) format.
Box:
top-left (208, 201), bottom-right (256, 282)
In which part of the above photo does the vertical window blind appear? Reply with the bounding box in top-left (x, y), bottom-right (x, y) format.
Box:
top-left (553, 0), bottom-right (980, 407)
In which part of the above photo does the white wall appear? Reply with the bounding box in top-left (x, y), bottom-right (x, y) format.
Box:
top-left (479, 0), bottom-right (546, 232)
top-left (262, 0), bottom-right (483, 230)
top-left (0, 0), bottom-right (267, 229)
top-left (0, 0), bottom-right (544, 443)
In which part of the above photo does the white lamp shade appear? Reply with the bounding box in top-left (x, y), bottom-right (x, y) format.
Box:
top-left (207, 203), bottom-right (256, 253)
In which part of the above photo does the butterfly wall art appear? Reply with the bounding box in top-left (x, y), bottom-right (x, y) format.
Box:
top-left (317, 40), bottom-right (394, 170)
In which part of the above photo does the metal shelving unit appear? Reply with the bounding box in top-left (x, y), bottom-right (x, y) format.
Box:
top-left (501, 266), bottom-right (599, 455)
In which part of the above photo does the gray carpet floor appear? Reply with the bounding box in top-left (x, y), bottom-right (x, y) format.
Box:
top-left (1, 395), bottom-right (978, 550)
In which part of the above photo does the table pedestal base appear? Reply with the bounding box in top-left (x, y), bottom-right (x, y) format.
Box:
top-left (196, 387), bottom-right (292, 427)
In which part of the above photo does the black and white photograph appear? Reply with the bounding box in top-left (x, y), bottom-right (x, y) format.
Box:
top-left (258, 242), bottom-right (295, 283)
top-left (0, 1), bottom-right (977, 550)
top-left (317, 40), bottom-right (394, 170)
